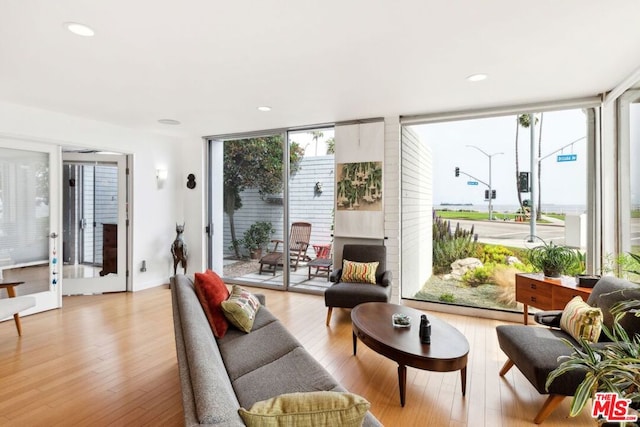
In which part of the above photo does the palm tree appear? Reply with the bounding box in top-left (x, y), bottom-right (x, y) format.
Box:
top-left (536, 113), bottom-right (544, 220)
top-left (514, 116), bottom-right (524, 212)
top-left (515, 114), bottom-right (541, 217)
top-left (311, 131), bottom-right (324, 156)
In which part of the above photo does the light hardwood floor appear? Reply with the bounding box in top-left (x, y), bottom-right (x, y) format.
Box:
top-left (0, 285), bottom-right (594, 426)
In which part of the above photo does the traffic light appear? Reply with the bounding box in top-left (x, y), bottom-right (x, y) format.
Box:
top-left (455, 167), bottom-right (460, 177)
top-left (491, 189), bottom-right (496, 199)
top-left (518, 172), bottom-right (530, 193)
top-left (523, 199), bottom-right (531, 207)
top-left (484, 189), bottom-right (489, 200)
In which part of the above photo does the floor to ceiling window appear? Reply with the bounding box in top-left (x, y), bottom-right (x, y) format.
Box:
top-left (620, 89), bottom-right (640, 281)
top-left (401, 108), bottom-right (591, 313)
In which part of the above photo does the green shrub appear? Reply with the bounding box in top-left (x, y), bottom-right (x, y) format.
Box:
top-left (478, 245), bottom-right (513, 264)
top-left (462, 264), bottom-right (494, 286)
top-left (432, 212), bottom-right (477, 274)
top-left (511, 261), bottom-right (536, 273)
top-left (439, 293), bottom-right (455, 303)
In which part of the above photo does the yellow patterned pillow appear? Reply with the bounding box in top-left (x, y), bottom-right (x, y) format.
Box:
top-left (221, 285), bottom-right (261, 333)
top-left (341, 260), bottom-right (379, 284)
top-left (559, 296), bottom-right (603, 343)
top-left (238, 391), bottom-right (370, 427)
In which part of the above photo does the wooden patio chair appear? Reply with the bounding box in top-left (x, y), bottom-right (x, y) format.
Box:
top-left (259, 222), bottom-right (312, 275)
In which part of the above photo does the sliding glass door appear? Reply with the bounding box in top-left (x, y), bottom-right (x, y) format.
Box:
top-left (207, 126), bottom-right (335, 293)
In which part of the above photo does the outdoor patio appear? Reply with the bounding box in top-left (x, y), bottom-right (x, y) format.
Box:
top-left (222, 258), bottom-right (332, 292)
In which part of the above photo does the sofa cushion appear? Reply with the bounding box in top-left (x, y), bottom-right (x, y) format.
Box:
top-left (218, 320), bottom-right (301, 381)
top-left (221, 285), bottom-right (261, 333)
top-left (194, 270), bottom-right (230, 338)
top-left (559, 296), bottom-right (603, 343)
top-left (232, 347), bottom-right (340, 408)
top-left (221, 305), bottom-right (279, 343)
top-left (341, 260), bottom-right (379, 284)
top-left (238, 391), bottom-right (370, 427)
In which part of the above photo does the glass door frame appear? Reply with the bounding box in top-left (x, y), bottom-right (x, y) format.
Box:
top-left (207, 129), bottom-right (292, 291)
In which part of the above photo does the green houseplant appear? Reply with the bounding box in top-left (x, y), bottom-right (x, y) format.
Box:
top-left (241, 221), bottom-right (275, 259)
top-left (528, 240), bottom-right (581, 278)
top-left (546, 300), bottom-right (640, 425)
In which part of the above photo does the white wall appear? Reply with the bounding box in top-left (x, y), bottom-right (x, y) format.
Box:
top-left (179, 138), bottom-right (207, 277)
top-left (0, 101), bottom-right (186, 291)
top-left (400, 125), bottom-right (433, 298)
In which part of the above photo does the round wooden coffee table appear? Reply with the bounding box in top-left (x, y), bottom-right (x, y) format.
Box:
top-left (351, 302), bottom-right (469, 406)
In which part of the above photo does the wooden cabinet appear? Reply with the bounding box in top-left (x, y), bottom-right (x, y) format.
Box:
top-left (515, 273), bottom-right (592, 324)
top-left (100, 223), bottom-right (117, 276)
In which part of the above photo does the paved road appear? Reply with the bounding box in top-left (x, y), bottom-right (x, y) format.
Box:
top-left (452, 219), bottom-right (567, 249)
top-left (449, 217), bottom-right (640, 250)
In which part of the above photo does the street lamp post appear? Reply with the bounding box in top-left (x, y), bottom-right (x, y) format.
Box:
top-left (466, 145), bottom-right (504, 221)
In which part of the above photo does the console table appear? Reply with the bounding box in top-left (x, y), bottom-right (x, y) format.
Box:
top-left (515, 273), bottom-right (593, 325)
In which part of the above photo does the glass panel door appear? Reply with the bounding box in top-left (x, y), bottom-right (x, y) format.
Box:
top-left (0, 140), bottom-right (61, 314)
top-left (62, 153), bottom-right (127, 294)
top-left (220, 134), bottom-right (286, 288)
top-left (286, 128), bottom-right (334, 292)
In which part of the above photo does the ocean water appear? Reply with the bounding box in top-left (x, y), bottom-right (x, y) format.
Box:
top-left (437, 203), bottom-right (586, 215)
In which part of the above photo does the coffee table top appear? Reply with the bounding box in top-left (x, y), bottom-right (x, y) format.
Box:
top-left (351, 302), bottom-right (469, 372)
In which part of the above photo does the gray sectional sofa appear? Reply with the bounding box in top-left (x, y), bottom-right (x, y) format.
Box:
top-left (170, 274), bottom-right (382, 426)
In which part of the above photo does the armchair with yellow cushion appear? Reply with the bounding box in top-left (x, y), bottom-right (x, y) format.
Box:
top-left (324, 244), bottom-right (392, 326)
top-left (496, 276), bottom-right (640, 423)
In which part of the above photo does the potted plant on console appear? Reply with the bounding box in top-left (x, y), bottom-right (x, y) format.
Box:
top-left (241, 221), bottom-right (275, 260)
top-left (528, 240), bottom-right (582, 278)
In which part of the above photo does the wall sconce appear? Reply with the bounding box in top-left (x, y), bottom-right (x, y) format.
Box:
top-left (156, 168), bottom-right (168, 188)
top-left (314, 181), bottom-right (323, 195)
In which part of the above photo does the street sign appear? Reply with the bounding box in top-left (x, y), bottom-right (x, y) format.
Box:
top-left (467, 181), bottom-right (478, 185)
top-left (557, 154), bottom-right (577, 162)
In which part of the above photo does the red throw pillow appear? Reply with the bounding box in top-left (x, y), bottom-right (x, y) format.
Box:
top-left (194, 270), bottom-right (230, 338)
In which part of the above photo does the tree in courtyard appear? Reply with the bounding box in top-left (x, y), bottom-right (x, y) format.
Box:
top-left (326, 137), bottom-right (335, 155)
top-left (224, 136), bottom-right (304, 257)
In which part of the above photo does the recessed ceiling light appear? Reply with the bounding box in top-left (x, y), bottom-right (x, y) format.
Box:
top-left (257, 106), bottom-right (272, 112)
top-left (158, 119), bottom-right (181, 125)
top-left (466, 73), bottom-right (488, 82)
top-left (64, 22), bottom-right (95, 37)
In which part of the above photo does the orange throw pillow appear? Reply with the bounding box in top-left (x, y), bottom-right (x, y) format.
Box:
top-left (194, 270), bottom-right (230, 338)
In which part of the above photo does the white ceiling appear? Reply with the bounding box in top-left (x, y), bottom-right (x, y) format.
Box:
top-left (2, 1), bottom-right (640, 139)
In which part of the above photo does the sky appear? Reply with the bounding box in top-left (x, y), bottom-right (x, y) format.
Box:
top-left (285, 111), bottom-right (592, 210)
top-left (411, 108), bottom-right (589, 208)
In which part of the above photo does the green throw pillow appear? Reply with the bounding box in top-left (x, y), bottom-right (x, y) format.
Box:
top-left (560, 296), bottom-right (603, 343)
top-left (341, 260), bottom-right (379, 284)
top-left (238, 391), bottom-right (370, 427)
top-left (221, 285), bottom-right (261, 333)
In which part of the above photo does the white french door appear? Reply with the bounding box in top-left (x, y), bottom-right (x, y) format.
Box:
top-left (0, 138), bottom-right (62, 314)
